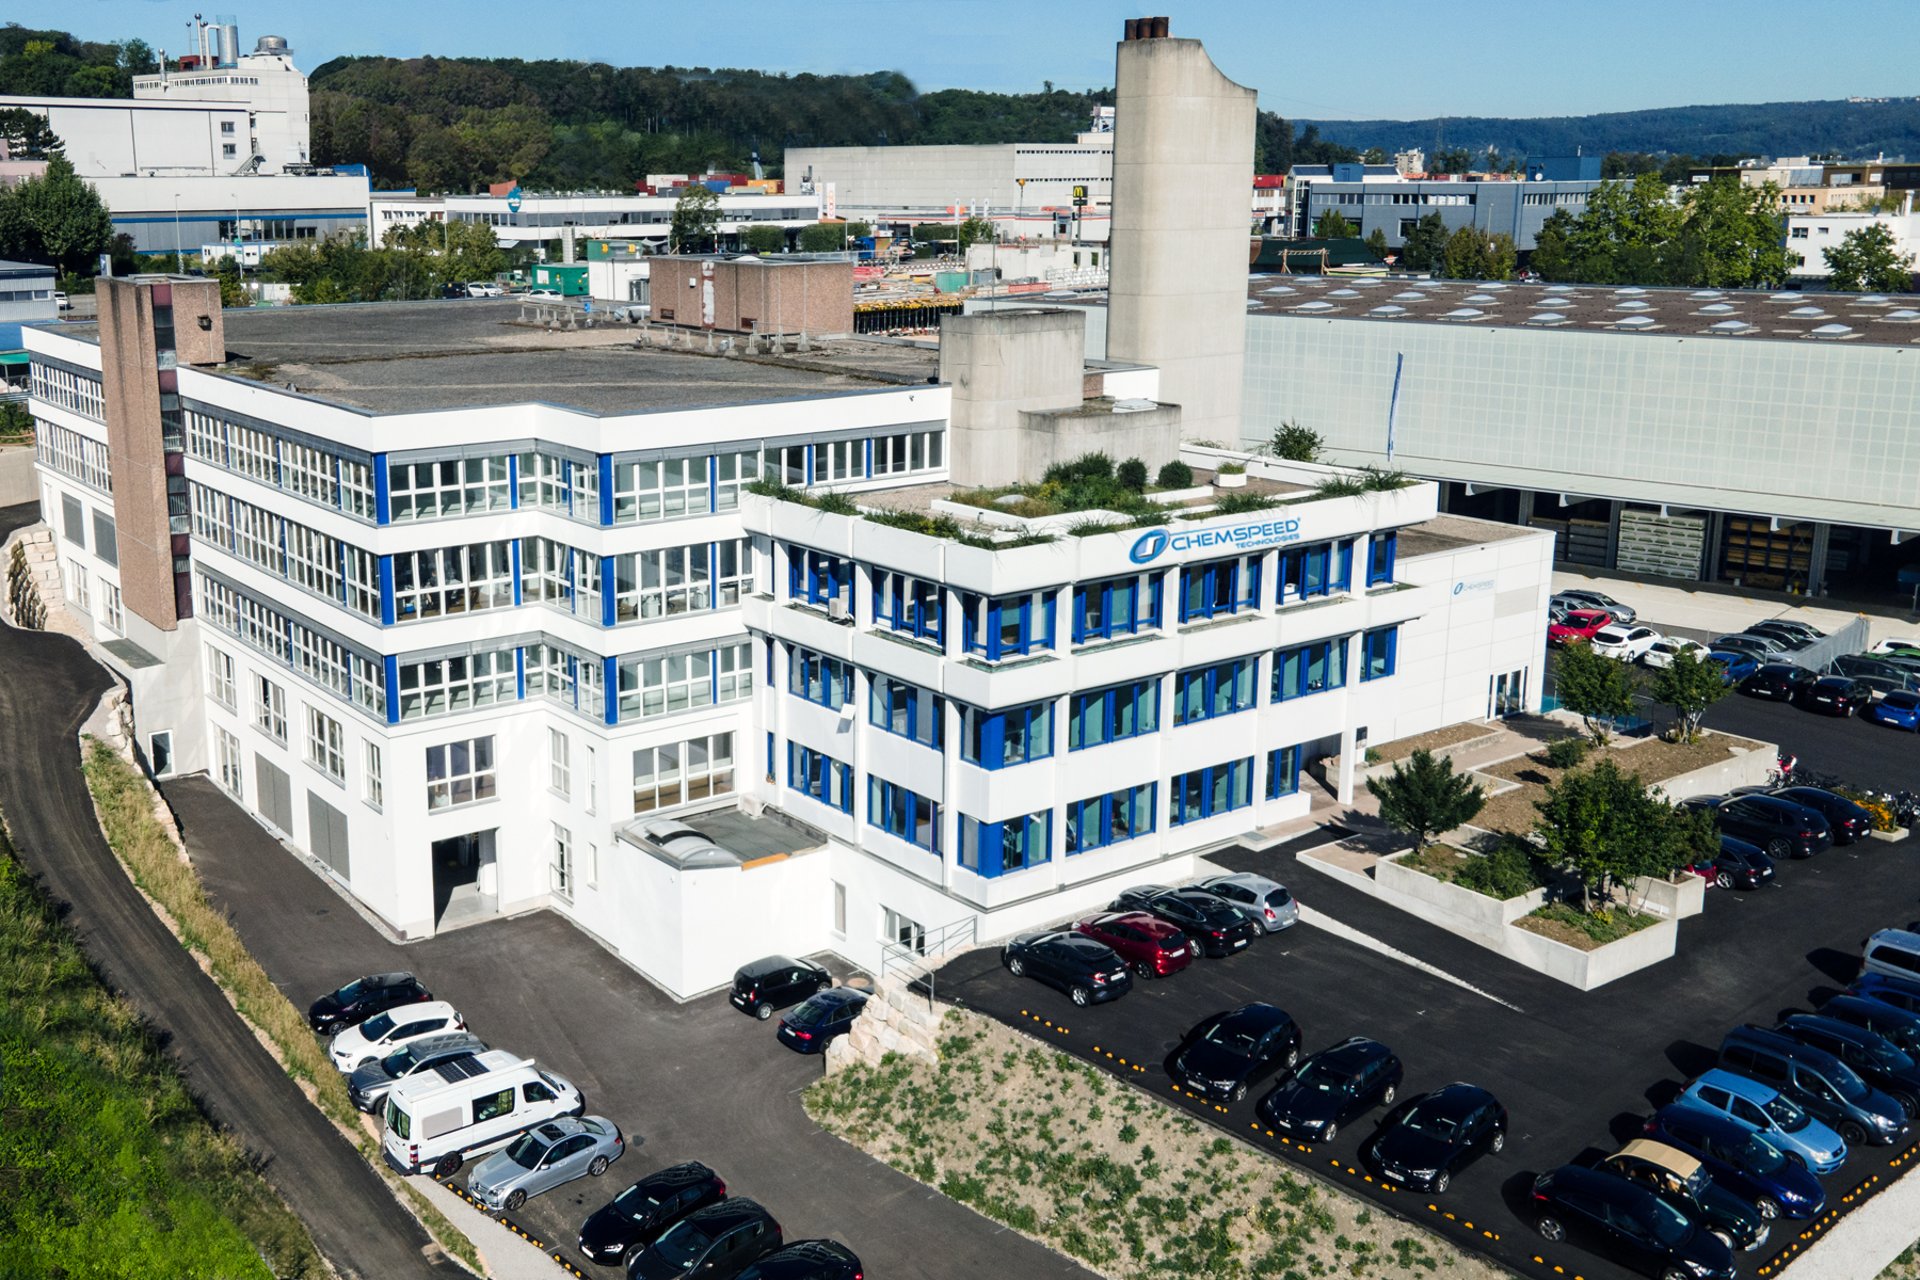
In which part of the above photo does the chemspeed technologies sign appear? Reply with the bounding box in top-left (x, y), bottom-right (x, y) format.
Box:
top-left (1129, 516), bottom-right (1305, 565)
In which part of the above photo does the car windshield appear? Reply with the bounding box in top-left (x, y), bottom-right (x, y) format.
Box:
top-left (333, 978), bottom-right (368, 1002)
top-left (359, 1012), bottom-right (395, 1041)
top-left (650, 1220), bottom-right (713, 1266)
top-left (1202, 1023), bottom-right (1260, 1054)
top-left (1870, 1041), bottom-right (1916, 1071)
top-left (380, 1045), bottom-right (419, 1074)
top-left (1267, 888), bottom-right (1293, 907)
top-left (1402, 1105), bottom-right (1460, 1139)
top-left (1294, 1060), bottom-right (1350, 1091)
top-left (612, 1183), bottom-right (666, 1221)
top-left (1735, 1133), bottom-right (1786, 1174)
top-left (1764, 1093), bottom-right (1809, 1129)
top-left (1830, 1069), bottom-right (1869, 1101)
top-left (503, 1131), bottom-right (552, 1169)
top-left (1646, 1196), bottom-right (1692, 1248)
top-left (786, 999), bottom-right (830, 1028)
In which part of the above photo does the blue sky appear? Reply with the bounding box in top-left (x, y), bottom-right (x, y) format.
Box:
top-left (15, 0), bottom-right (1920, 120)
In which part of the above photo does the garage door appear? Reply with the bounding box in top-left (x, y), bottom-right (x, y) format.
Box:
top-left (307, 791), bottom-right (351, 882)
top-left (254, 756), bottom-right (293, 832)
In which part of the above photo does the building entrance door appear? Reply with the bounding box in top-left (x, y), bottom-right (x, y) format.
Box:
top-left (432, 830), bottom-right (497, 930)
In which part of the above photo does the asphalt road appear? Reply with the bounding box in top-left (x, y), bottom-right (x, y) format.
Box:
top-left (0, 506), bottom-right (461, 1280)
top-left (938, 827), bottom-right (1920, 1280)
top-left (163, 775), bottom-right (1098, 1280)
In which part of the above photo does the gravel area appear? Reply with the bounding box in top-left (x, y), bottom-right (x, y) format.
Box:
top-left (1470, 732), bottom-right (1763, 839)
top-left (1368, 721), bottom-right (1498, 765)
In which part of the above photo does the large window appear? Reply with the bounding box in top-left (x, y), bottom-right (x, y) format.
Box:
top-left (253, 675), bottom-right (286, 743)
top-left (1267, 744), bottom-right (1303, 800)
top-left (286, 524), bottom-right (342, 600)
top-left (1277, 540), bottom-right (1352, 604)
top-left (283, 442), bottom-right (338, 507)
top-left (787, 742), bottom-right (854, 813)
top-left (426, 736), bottom-right (496, 810)
top-left (549, 728), bottom-right (571, 798)
top-left (764, 442), bottom-right (807, 487)
top-left (1073, 572), bottom-right (1162, 644)
top-left (958, 810), bottom-right (1051, 876)
top-left (551, 823), bottom-right (573, 902)
top-left (1273, 638), bottom-right (1348, 702)
top-left (1170, 757), bottom-right (1254, 826)
top-left (345, 547), bottom-right (380, 619)
top-left (869, 673), bottom-right (944, 750)
top-left (1366, 531), bottom-right (1397, 588)
top-left (815, 438), bottom-right (862, 484)
top-left (392, 543), bottom-right (514, 620)
top-left (612, 455), bottom-right (707, 522)
top-left (632, 732), bottom-right (734, 813)
top-left (396, 650), bottom-right (517, 721)
top-left (518, 451), bottom-right (592, 518)
top-left (215, 727), bottom-right (243, 795)
top-left (1175, 656), bottom-right (1258, 725)
top-left (959, 591), bottom-right (1053, 661)
top-left (388, 456), bottom-right (511, 521)
top-left (868, 778), bottom-right (938, 853)
top-left (1180, 554), bottom-right (1262, 622)
top-left (305, 706), bottom-right (344, 782)
top-left (1067, 783), bottom-right (1155, 854)
top-left (872, 571), bottom-right (942, 644)
top-left (1068, 678), bottom-right (1160, 750)
top-left (230, 498), bottom-right (284, 575)
top-left (623, 649), bottom-right (712, 719)
top-left (959, 700), bottom-right (1053, 769)
top-left (1361, 626), bottom-right (1399, 681)
top-left (871, 428), bottom-right (943, 477)
top-left (789, 646), bottom-right (853, 709)
top-left (363, 741), bottom-right (383, 809)
top-left (205, 644), bottom-right (236, 710)
top-left (787, 546), bottom-right (852, 612)
top-left (521, 538), bottom-right (595, 615)
top-left (228, 423), bottom-right (277, 486)
top-left (615, 541), bottom-right (750, 621)
top-left (292, 626), bottom-right (353, 702)
top-left (527, 642), bottom-right (605, 719)
top-left (713, 451), bottom-right (758, 511)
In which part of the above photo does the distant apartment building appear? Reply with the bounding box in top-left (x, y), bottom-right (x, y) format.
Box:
top-left (368, 191), bottom-right (821, 252)
top-left (1290, 156), bottom-right (1605, 250)
top-left (1786, 209), bottom-right (1920, 281)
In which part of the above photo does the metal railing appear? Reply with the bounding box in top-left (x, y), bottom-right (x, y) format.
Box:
top-left (878, 914), bottom-right (977, 1008)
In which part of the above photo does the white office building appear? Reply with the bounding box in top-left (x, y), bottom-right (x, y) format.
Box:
top-left (367, 192), bottom-right (822, 252)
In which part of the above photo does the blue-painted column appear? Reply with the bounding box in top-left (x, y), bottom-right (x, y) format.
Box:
top-left (510, 539), bottom-right (523, 607)
top-left (604, 656), bottom-right (619, 726)
top-left (378, 555), bottom-right (396, 625)
top-left (598, 455), bottom-right (614, 526)
top-left (382, 654), bottom-right (400, 725)
top-left (373, 455), bottom-right (390, 526)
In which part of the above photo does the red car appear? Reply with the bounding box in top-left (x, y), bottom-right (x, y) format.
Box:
top-left (1548, 609), bottom-right (1614, 646)
top-left (1074, 912), bottom-right (1196, 980)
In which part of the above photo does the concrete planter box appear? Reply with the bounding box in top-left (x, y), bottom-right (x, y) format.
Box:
top-left (1631, 873), bottom-right (1705, 920)
top-left (1214, 471), bottom-right (1248, 489)
top-left (1870, 827), bottom-right (1911, 844)
top-left (1647, 732), bottom-right (1777, 801)
top-left (1375, 852), bottom-right (1547, 942)
top-left (1504, 916), bottom-right (1678, 991)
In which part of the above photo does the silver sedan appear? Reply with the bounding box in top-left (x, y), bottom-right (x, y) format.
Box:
top-left (466, 1115), bottom-right (625, 1212)
top-left (1190, 872), bottom-right (1299, 932)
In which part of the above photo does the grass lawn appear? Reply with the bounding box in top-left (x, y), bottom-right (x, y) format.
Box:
top-left (807, 1008), bottom-right (1502, 1280)
top-left (0, 815), bottom-right (325, 1279)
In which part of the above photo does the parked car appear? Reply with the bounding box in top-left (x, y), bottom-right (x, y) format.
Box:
top-left (440, 281), bottom-right (470, 298)
top-left (1740, 663), bottom-right (1817, 702)
top-left (1744, 621), bottom-right (1818, 650)
top-left (1188, 872), bottom-right (1298, 932)
top-left (1712, 632), bottom-right (1789, 658)
top-left (736, 1240), bottom-right (863, 1280)
top-left (1688, 835), bottom-right (1774, 891)
top-left (527, 287), bottom-right (563, 300)
top-left (1677, 1070), bottom-right (1846, 1174)
top-left (1529, 1165), bottom-right (1735, 1280)
top-left (348, 1031), bottom-right (486, 1112)
top-left (467, 1115), bottom-right (624, 1212)
top-left (1644, 637), bottom-right (1711, 670)
top-left (1704, 793), bottom-right (1832, 860)
top-left (307, 972), bottom-right (433, 1035)
top-left (1549, 609), bottom-right (1615, 645)
top-left (1643, 1103), bottom-right (1827, 1220)
top-left (1001, 931), bottom-right (1132, 1006)
top-left (1554, 589), bottom-right (1636, 624)
top-left (1851, 972), bottom-right (1920, 1018)
top-left (1109, 886), bottom-right (1261, 956)
top-left (1363, 1082), bottom-right (1507, 1193)
top-left (1870, 638), bottom-right (1920, 656)
top-left (1705, 651), bottom-right (1759, 685)
top-left (1591, 623), bottom-right (1662, 661)
top-left (1861, 928), bottom-right (1920, 985)
top-left (578, 1161), bottom-right (728, 1268)
top-left (1169, 1003), bottom-right (1301, 1103)
top-left (382, 1052), bottom-right (584, 1178)
top-left (1256, 1036), bottom-right (1402, 1141)
top-left (1719, 1024), bottom-right (1909, 1146)
top-left (329, 1000), bottom-right (466, 1073)
top-left (1598, 1140), bottom-right (1769, 1251)
top-left (625, 1197), bottom-right (782, 1280)
top-left (730, 957), bottom-right (832, 1020)
top-left (1769, 787), bottom-right (1872, 844)
top-left (467, 281), bottom-right (505, 297)
top-left (54, 290), bottom-right (71, 312)
top-left (1074, 911), bottom-right (1197, 979)
top-left (1866, 690), bottom-right (1920, 730)
top-left (776, 988), bottom-right (868, 1054)
top-left (1819, 993), bottom-right (1920, 1057)
top-left (1836, 653), bottom-right (1915, 684)
top-left (1800, 676), bottom-right (1875, 717)
top-left (1774, 1014), bottom-right (1920, 1115)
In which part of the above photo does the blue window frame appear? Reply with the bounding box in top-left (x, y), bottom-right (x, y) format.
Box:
top-left (1272, 638), bottom-right (1347, 702)
top-left (1171, 757), bottom-right (1254, 826)
top-left (872, 570), bottom-right (943, 645)
top-left (1366, 531), bottom-right (1397, 587)
top-left (869, 672), bottom-right (944, 750)
top-left (1179, 554), bottom-right (1261, 622)
top-left (960, 591), bottom-right (1054, 661)
top-left (1067, 783), bottom-right (1155, 854)
top-left (1072, 572), bottom-right (1163, 643)
top-left (958, 810), bottom-right (1052, 876)
top-left (1175, 655), bottom-right (1258, 724)
top-left (1267, 744), bottom-right (1303, 799)
top-left (1361, 626), bottom-right (1398, 681)
top-left (787, 742), bottom-right (853, 813)
top-left (788, 646), bottom-right (853, 708)
top-left (1068, 678), bottom-right (1159, 750)
top-left (868, 777), bottom-right (939, 853)
top-left (959, 700), bottom-right (1054, 769)
top-left (786, 544), bottom-right (851, 610)
top-left (1277, 539), bottom-right (1353, 603)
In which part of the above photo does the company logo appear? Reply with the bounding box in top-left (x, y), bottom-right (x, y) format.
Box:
top-left (1452, 582), bottom-right (1464, 596)
top-left (1129, 516), bottom-right (1308, 565)
top-left (1129, 529), bottom-right (1170, 564)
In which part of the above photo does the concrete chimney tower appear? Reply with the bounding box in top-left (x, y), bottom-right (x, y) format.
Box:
top-left (1105, 17), bottom-right (1256, 445)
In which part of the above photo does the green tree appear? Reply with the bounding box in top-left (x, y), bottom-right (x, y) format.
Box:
top-left (1431, 147), bottom-right (1473, 175)
top-left (1398, 211), bottom-right (1449, 273)
top-left (0, 106), bottom-right (62, 158)
top-left (0, 153), bottom-right (112, 276)
top-left (1364, 227), bottom-right (1390, 261)
top-left (1361, 147), bottom-right (1388, 164)
top-left (956, 216), bottom-right (995, 250)
top-left (1314, 210), bottom-right (1357, 239)
top-left (212, 256), bottom-right (251, 308)
top-left (1533, 758), bottom-right (1669, 910)
top-left (669, 183), bottom-right (721, 253)
top-left (742, 224), bottom-right (785, 255)
top-left (797, 223), bottom-right (848, 253)
top-left (1648, 649), bottom-right (1728, 743)
top-left (1673, 176), bottom-right (1787, 288)
top-left (1368, 749), bottom-right (1487, 849)
top-left (118, 37), bottom-right (157, 75)
top-left (1440, 225), bottom-right (1517, 280)
top-left (1823, 221), bottom-right (1915, 292)
top-left (1553, 640), bottom-right (1639, 744)
top-left (1529, 208), bottom-right (1578, 281)
top-left (1266, 421), bottom-right (1322, 462)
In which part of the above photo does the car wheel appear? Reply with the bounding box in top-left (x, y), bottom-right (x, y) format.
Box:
top-left (1323, 1121), bottom-right (1339, 1142)
top-left (1767, 838), bottom-right (1792, 860)
top-left (1664, 1270), bottom-right (1691, 1280)
top-left (816, 978), bottom-right (831, 995)
top-left (1755, 1197), bottom-right (1780, 1220)
top-left (1432, 1170), bottom-right (1450, 1194)
top-left (1840, 1120), bottom-right (1867, 1145)
top-left (1536, 1215), bottom-right (1565, 1243)
top-left (504, 1189), bottom-right (526, 1213)
top-left (1070, 985), bottom-right (1091, 1007)
top-left (1232, 1082), bottom-right (1247, 1103)
top-left (1716, 871), bottom-right (1734, 890)
top-left (432, 1153), bottom-right (462, 1179)
top-left (1007, 956), bottom-right (1026, 977)
top-left (1490, 1130), bottom-right (1506, 1154)
top-left (588, 1155), bottom-right (610, 1177)
top-left (754, 1002), bottom-right (772, 1021)
top-left (1381, 1083), bottom-right (1397, 1106)
top-left (1284, 1045), bottom-right (1300, 1069)
top-left (1133, 960), bottom-right (1156, 980)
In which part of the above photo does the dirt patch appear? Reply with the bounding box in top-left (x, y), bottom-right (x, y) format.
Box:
top-left (1514, 903), bottom-right (1660, 952)
top-left (1471, 732), bottom-right (1763, 840)
top-left (1368, 721), bottom-right (1497, 765)
top-left (806, 1008), bottom-right (1501, 1280)
top-left (1396, 844), bottom-right (1473, 884)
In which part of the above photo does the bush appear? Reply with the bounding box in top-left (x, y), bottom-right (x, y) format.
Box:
top-left (1215, 461), bottom-right (1246, 475)
top-left (1042, 452), bottom-right (1114, 485)
top-left (1155, 460), bottom-right (1194, 489)
top-left (1543, 737), bottom-right (1590, 769)
top-left (1268, 421), bottom-right (1323, 462)
top-left (1453, 838), bottom-right (1549, 899)
top-left (1209, 492), bottom-right (1279, 516)
top-left (1116, 457), bottom-right (1148, 491)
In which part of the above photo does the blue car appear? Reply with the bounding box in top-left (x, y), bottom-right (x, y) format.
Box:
top-left (1851, 972), bottom-right (1920, 1018)
top-left (1867, 690), bottom-right (1920, 731)
top-left (1821, 993), bottom-right (1920, 1056)
top-left (775, 987), bottom-right (868, 1055)
top-left (1706, 651), bottom-right (1760, 685)
top-left (1644, 1103), bottom-right (1827, 1220)
top-left (1679, 1070), bottom-right (1847, 1174)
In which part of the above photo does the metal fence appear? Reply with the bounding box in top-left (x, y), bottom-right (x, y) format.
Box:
top-left (1799, 616), bottom-right (1874, 675)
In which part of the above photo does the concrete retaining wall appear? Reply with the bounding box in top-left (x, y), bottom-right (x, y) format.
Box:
top-left (1646, 733), bottom-right (1776, 801)
top-left (1632, 873), bottom-right (1705, 920)
top-left (824, 979), bottom-right (946, 1074)
top-left (1374, 852), bottom-right (1545, 942)
top-left (1504, 916), bottom-right (1679, 990)
top-left (0, 446), bottom-right (36, 508)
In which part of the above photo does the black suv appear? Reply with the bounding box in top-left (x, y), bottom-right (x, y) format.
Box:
top-left (736, 1240), bottom-right (863, 1280)
top-left (1740, 664), bottom-right (1816, 701)
top-left (730, 957), bottom-right (831, 1020)
top-left (1110, 886), bottom-right (1260, 957)
top-left (1692, 794), bottom-right (1831, 860)
top-left (307, 972), bottom-right (432, 1035)
top-left (1720, 1024), bottom-right (1909, 1146)
top-left (626, 1197), bottom-right (781, 1280)
top-left (1170, 1003), bottom-right (1300, 1103)
top-left (1769, 787), bottom-right (1872, 844)
top-left (1002, 931), bottom-right (1132, 1007)
top-left (1363, 1082), bottom-right (1506, 1193)
top-left (1257, 1036), bottom-right (1402, 1142)
top-left (580, 1162), bottom-right (728, 1267)
top-left (1775, 1014), bottom-right (1920, 1115)
top-left (1531, 1165), bottom-right (1735, 1280)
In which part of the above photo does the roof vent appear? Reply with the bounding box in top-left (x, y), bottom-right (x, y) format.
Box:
top-left (1440, 307), bottom-right (1486, 321)
top-left (1524, 311), bottom-right (1568, 326)
top-left (1856, 294), bottom-right (1892, 305)
top-left (1612, 315), bottom-right (1658, 329)
top-left (1294, 300), bottom-right (1335, 312)
top-left (1613, 300), bottom-right (1653, 311)
top-left (1786, 306), bottom-right (1830, 319)
top-left (1707, 319), bottom-right (1754, 334)
top-left (1262, 285), bottom-right (1297, 295)
top-left (1369, 305), bottom-right (1408, 316)
top-left (1807, 323), bottom-right (1855, 339)
top-left (1616, 286), bottom-right (1648, 295)
top-left (1346, 278), bottom-right (1384, 288)
top-left (1463, 293), bottom-right (1497, 304)
top-left (1696, 303), bottom-right (1736, 315)
top-left (1689, 290), bottom-right (1725, 300)
top-left (1327, 288), bottom-right (1361, 298)
top-left (1390, 291), bottom-right (1428, 302)
top-left (1883, 309), bottom-right (1920, 323)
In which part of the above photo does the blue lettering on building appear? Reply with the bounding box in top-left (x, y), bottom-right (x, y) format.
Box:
top-left (1129, 516), bottom-right (1304, 564)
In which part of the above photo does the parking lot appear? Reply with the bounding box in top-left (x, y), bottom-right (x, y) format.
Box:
top-left (938, 828), bottom-right (1920, 1280)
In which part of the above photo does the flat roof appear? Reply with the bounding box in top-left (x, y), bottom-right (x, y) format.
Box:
top-left (201, 299), bottom-right (937, 415)
top-left (1397, 512), bottom-right (1545, 559)
top-left (1244, 275), bottom-right (1920, 348)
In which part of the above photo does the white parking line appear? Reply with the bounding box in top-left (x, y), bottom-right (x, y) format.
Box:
top-left (1297, 904), bottom-right (1526, 1014)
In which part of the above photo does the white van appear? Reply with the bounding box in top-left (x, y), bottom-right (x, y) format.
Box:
top-left (1862, 928), bottom-right (1920, 984)
top-left (381, 1051), bottom-right (582, 1177)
